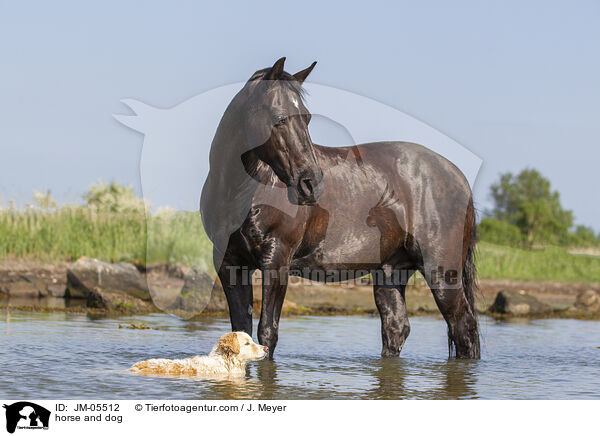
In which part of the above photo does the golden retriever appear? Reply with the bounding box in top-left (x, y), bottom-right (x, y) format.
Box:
top-left (130, 332), bottom-right (268, 377)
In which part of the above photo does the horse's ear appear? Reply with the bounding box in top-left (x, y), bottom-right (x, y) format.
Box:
top-left (266, 57), bottom-right (286, 80)
top-left (293, 61), bottom-right (317, 84)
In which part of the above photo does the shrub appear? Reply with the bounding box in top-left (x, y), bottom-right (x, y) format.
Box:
top-left (478, 217), bottom-right (523, 246)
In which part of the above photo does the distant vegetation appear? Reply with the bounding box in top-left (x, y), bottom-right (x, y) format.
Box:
top-left (477, 242), bottom-right (600, 283)
top-left (0, 176), bottom-right (598, 284)
top-left (0, 181), bottom-right (212, 269)
top-left (479, 168), bottom-right (599, 248)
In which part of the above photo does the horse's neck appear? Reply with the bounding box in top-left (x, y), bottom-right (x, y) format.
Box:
top-left (206, 107), bottom-right (278, 198)
top-left (202, 118), bottom-right (263, 252)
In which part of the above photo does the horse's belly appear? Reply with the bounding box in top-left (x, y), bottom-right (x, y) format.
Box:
top-left (291, 222), bottom-right (384, 273)
top-left (321, 226), bottom-right (382, 264)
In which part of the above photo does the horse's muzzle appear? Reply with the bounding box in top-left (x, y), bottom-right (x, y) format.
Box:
top-left (289, 169), bottom-right (324, 205)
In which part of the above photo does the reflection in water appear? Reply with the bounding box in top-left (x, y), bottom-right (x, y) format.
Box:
top-left (201, 360), bottom-right (281, 400)
top-left (4, 310), bottom-right (9, 335)
top-left (253, 359), bottom-right (278, 398)
top-left (417, 360), bottom-right (478, 400)
top-left (368, 358), bottom-right (407, 398)
top-left (1, 311), bottom-right (600, 399)
top-left (356, 358), bottom-right (478, 399)
top-left (0, 296), bottom-right (87, 310)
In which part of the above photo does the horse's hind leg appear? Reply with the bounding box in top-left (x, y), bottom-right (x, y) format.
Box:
top-left (423, 271), bottom-right (480, 359)
top-left (373, 269), bottom-right (411, 357)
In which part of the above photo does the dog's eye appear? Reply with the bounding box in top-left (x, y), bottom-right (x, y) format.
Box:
top-left (245, 342), bottom-right (250, 345)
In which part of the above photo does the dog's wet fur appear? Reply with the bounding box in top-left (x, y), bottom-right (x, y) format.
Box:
top-left (130, 332), bottom-right (268, 377)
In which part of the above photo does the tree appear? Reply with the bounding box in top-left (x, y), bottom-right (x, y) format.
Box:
top-left (489, 169), bottom-right (573, 246)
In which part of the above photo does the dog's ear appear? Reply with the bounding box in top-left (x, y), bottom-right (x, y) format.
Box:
top-left (218, 333), bottom-right (241, 356)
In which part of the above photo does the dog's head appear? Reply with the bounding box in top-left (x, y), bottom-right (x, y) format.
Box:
top-left (217, 332), bottom-right (268, 362)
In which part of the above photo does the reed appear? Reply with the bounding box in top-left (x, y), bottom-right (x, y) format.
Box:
top-left (0, 206), bottom-right (212, 268)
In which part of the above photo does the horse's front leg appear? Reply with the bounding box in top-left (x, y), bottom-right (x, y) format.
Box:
top-left (373, 268), bottom-right (411, 357)
top-left (257, 258), bottom-right (290, 358)
top-left (217, 261), bottom-right (255, 336)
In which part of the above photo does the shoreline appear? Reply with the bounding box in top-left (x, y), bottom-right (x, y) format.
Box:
top-left (3, 304), bottom-right (600, 321)
top-left (1, 259), bottom-right (599, 320)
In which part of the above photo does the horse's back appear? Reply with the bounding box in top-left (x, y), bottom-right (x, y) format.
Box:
top-left (349, 141), bottom-right (469, 189)
top-left (307, 141), bottom-right (473, 270)
top-left (317, 141), bottom-right (472, 210)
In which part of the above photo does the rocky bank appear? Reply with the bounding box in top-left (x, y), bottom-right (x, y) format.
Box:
top-left (1, 258), bottom-right (599, 319)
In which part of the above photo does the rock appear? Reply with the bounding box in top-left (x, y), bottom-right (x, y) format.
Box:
top-left (170, 266), bottom-right (227, 313)
top-left (66, 257), bottom-right (150, 300)
top-left (488, 290), bottom-right (553, 316)
top-left (205, 283), bottom-right (228, 312)
top-left (145, 263), bottom-right (186, 279)
top-left (86, 286), bottom-right (153, 312)
top-left (171, 267), bottom-right (331, 316)
top-left (574, 290), bottom-right (600, 312)
top-left (47, 284), bottom-right (67, 297)
top-left (0, 273), bottom-right (48, 298)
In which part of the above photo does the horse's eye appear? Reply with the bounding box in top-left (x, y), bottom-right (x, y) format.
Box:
top-left (274, 116), bottom-right (287, 127)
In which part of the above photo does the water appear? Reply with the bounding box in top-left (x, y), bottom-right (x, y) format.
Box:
top-left (2, 310), bottom-right (600, 399)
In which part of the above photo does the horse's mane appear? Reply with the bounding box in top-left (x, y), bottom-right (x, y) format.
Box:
top-left (247, 68), bottom-right (308, 101)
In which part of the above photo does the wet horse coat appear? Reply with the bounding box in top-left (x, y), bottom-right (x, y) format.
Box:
top-left (201, 58), bottom-right (480, 359)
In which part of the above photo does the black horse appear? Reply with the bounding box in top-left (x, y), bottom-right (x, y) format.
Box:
top-left (201, 57), bottom-right (480, 359)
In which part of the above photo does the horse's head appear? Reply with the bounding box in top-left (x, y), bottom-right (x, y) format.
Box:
top-left (241, 57), bottom-right (324, 205)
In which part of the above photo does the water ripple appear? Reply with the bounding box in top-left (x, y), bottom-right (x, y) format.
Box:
top-left (1, 312), bottom-right (599, 399)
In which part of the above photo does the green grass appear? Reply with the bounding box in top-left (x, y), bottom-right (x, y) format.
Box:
top-left (145, 210), bottom-right (212, 269)
top-left (477, 241), bottom-right (600, 283)
top-left (1, 207), bottom-right (598, 284)
top-left (0, 207), bottom-right (213, 268)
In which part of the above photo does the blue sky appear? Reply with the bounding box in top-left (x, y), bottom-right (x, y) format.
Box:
top-left (1, 0), bottom-right (599, 230)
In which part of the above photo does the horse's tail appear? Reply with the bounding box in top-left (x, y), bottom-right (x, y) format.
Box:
top-left (463, 205), bottom-right (477, 314)
top-left (459, 198), bottom-right (481, 358)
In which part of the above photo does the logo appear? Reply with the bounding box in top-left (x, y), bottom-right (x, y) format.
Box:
top-left (3, 402), bottom-right (50, 434)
